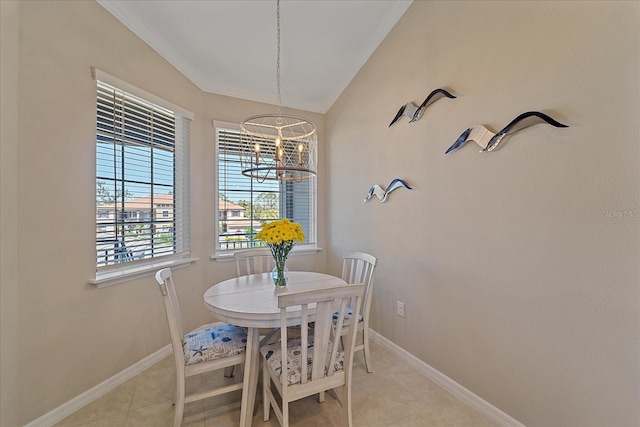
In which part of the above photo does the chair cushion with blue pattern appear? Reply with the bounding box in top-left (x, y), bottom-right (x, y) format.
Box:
top-left (332, 307), bottom-right (364, 328)
top-left (260, 338), bottom-right (344, 385)
top-left (182, 323), bottom-right (247, 366)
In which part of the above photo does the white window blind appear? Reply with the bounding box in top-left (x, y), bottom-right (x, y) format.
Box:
top-left (95, 75), bottom-right (191, 271)
top-left (215, 122), bottom-right (316, 253)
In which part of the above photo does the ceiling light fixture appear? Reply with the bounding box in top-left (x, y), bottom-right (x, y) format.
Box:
top-left (240, 0), bottom-right (317, 182)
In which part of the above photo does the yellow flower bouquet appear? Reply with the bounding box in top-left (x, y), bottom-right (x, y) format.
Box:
top-left (255, 218), bottom-right (305, 286)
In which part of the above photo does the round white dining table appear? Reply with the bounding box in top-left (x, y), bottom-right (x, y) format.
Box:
top-left (203, 271), bottom-right (346, 427)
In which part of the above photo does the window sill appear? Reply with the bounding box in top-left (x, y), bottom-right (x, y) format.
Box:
top-left (211, 246), bottom-right (322, 262)
top-left (90, 257), bottom-right (199, 288)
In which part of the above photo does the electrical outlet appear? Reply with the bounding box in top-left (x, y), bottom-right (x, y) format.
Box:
top-left (396, 301), bottom-right (405, 317)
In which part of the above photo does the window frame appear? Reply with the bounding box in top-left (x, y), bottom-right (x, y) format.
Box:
top-left (212, 120), bottom-right (318, 259)
top-left (91, 68), bottom-right (197, 287)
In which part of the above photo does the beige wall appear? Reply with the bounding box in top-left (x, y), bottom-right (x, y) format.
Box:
top-left (4, 1), bottom-right (326, 424)
top-left (1, 1), bottom-right (20, 426)
top-left (326, 1), bottom-right (639, 426)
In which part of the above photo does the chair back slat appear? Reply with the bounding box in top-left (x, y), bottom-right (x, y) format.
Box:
top-left (279, 305), bottom-right (290, 389)
top-left (310, 299), bottom-right (332, 380)
top-left (326, 298), bottom-right (348, 377)
top-left (300, 304), bottom-right (309, 384)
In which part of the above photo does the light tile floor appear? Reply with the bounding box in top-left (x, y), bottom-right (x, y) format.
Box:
top-left (55, 341), bottom-right (498, 427)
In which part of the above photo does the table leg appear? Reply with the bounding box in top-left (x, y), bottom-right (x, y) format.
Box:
top-left (240, 327), bottom-right (260, 427)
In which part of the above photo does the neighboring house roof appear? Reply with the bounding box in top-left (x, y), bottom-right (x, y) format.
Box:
top-left (97, 194), bottom-right (175, 211)
top-left (219, 200), bottom-right (244, 211)
top-left (98, 196), bottom-right (244, 212)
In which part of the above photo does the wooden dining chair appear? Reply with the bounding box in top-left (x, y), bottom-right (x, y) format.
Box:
top-left (260, 283), bottom-right (365, 427)
top-left (154, 268), bottom-right (247, 427)
top-left (337, 251), bottom-right (378, 373)
top-left (234, 247), bottom-right (274, 276)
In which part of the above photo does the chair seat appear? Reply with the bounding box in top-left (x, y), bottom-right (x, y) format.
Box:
top-left (332, 308), bottom-right (364, 328)
top-left (182, 323), bottom-right (247, 366)
top-left (260, 338), bottom-right (344, 385)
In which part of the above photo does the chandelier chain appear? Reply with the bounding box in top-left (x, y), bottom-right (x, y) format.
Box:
top-left (276, 0), bottom-right (281, 115)
top-left (239, 0), bottom-right (317, 182)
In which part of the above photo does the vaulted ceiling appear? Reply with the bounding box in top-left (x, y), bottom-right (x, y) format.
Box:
top-left (97, 0), bottom-right (412, 113)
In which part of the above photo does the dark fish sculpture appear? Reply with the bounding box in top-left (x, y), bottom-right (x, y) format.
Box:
top-left (445, 111), bottom-right (568, 154)
top-left (389, 88), bottom-right (456, 127)
top-left (364, 178), bottom-right (413, 203)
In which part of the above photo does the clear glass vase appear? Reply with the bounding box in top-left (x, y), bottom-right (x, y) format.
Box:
top-left (271, 260), bottom-right (289, 287)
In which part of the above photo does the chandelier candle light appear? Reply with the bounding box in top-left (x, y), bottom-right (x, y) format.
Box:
top-left (240, 0), bottom-right (317, 182)
top-left (255, 218), bottom-right (305, 286)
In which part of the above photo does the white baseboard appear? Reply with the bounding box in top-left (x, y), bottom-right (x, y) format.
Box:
top-left (24, 345), bottom-right (172, 427)
top-left (369, 329), bottom-right (525, 427)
